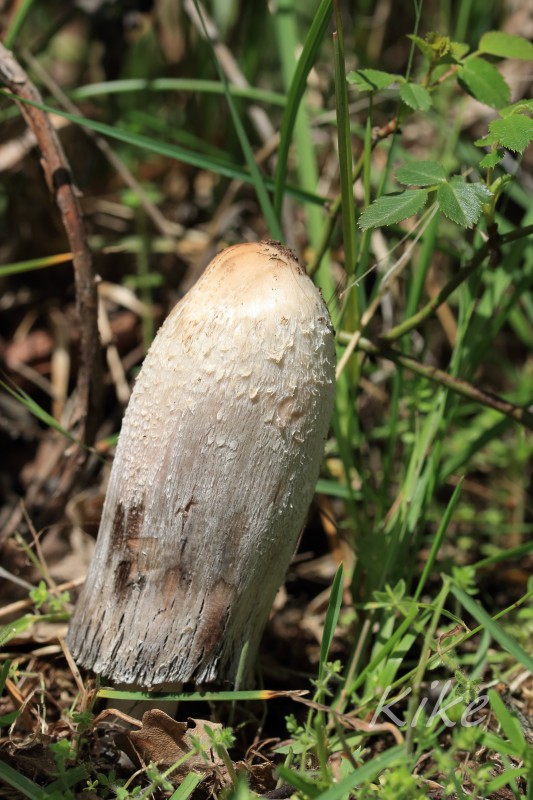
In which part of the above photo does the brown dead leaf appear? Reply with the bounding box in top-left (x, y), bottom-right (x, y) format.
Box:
top-left (236, 760), bottom-right (276, 794)
top-left (4, 733), bottom-right (56, 778)
top-left (124, 710), bottom-right (225, 777)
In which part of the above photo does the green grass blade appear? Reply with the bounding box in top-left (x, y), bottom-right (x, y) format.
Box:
top-left (0, 660), bottom-right (11, 694)
top-left (439, 417), bottom-right (510, 480)
top-left (0, 88), bottom-right (238, 175)
top-left (0, 663), bottom-right (17, 724)
top-left (479, 730), bottom-right (529, 758)
top-left (169, 771), bottom-right (203, 800)
top-left (0, 760), bottom-right (45, 800)
top-left (0, 89), bottom-right (326, 208)
top-left (413, 477), bottom-right (464, 602)
top-left (315, 478), bottom-right (361, 500)
top-left (275, 765), bottom-right (322, 798)
top-left (1, 613), bottom-right (70, 647)
top-left (0, 709), bottom-right (20, 726)
top-left (315, 745), bottom-right (405, 799)
top-left (274, 0), bottom-right (335, 301)
top-left (473, 541), bottom-right (533, 569)
top-left (488, 689), bottom-right (527, 755)
top-left (0, 615), bottom-right (37, 647)
top-left (4, 0), bottom-right (34, 48)
top-left (0, 252), bottom-right (72, 278)
top-left (191, 0), bottom-right (281, 239)
top-left (273, 0), bottom-right (333, 218)
top-left (98, 688), bottom-right (298, 702)
top-left (450, 584), bottom-right (533, 673)
top-left (333, 5), bottom-right (356, 282)
top-left (354, 100), bottom-right (373, 299)
top-left (345, 607), bottom-right (418, 696)
top-left (46, 765), bottom-right (88, 794)
top-left (319, 563), bottom-right (344, 679)
top-left (486, 768), bottom-right (529, 795)
top-left (71, 78), bottom-right (286, 106)
top-left (0, 377), bottom-right (79, 446)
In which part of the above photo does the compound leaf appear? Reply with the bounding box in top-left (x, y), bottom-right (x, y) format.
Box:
top-left (479, 150), bottom-right (504, 169)
top-left (437, 178), bottom-right (491, 227)
top-left (498, 99), bottom-right (533, 119)
top-left (479, 31), bottom-right (533, 61)
top-left (488, 115), bottom-right (533, 153)
top-left (347, 68), bottom-right (402, 92)
top-left (359, 189), bottom-right (428, 230)
top-left (396, 161), bottom-right (447, 186)
top-left (399, 82), bottom-right (432, 111)
top-left (458, 58), bottom-right (510, 109)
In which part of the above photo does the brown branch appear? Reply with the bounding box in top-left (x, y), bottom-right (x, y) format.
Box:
top-left (0, 44), bottom-right (101, 537)
top-left (0, 43), bottom-right (100, 441)
top-left (338, 333), bottom-right (533, 431)
top-left (381, 224), bottom-right (533, 343)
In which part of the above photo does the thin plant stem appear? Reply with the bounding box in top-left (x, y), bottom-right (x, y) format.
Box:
top-left (381, 224), bottom-right (533, 343)
top-left (338, 334), bottom-right (533, 430)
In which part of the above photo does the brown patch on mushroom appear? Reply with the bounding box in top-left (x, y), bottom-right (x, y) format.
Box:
top-left (161, 565), bottom-right (184, 608)
top-left (194, 579), bottom-right (236, 664)
top-left (114, 559), bottom-right (132, 594)
top-left (261, 239), bottom-right (304, 273)
top-left (111, 501), bottom-right (145, 549)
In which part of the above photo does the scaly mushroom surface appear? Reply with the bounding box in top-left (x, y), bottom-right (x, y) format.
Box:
top-left (67, 240), bottom-right (336, 688)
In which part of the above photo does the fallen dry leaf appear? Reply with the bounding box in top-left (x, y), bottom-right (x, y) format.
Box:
top-left (124, 710), bottom-right (225, 778)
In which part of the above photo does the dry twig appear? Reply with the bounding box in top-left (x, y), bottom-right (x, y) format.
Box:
top-left (0, 44), bottom-right (101, 539)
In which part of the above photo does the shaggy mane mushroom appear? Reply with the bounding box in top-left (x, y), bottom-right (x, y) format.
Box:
top-left (67, 240), bottom-right (336, 688)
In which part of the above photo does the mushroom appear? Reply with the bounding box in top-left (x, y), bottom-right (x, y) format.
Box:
top-left (67, 240), bottom-right (336, 688)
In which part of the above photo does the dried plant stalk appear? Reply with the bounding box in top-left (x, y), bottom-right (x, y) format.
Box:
top-left (67, 241), bottom-right (335, 687)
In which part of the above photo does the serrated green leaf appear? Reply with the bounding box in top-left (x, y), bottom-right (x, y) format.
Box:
top-left (458, 58), bottom-right (510, 109)
top-left (396, 161), bottom-right (447, 186)
top-left (449, 40), bottom-right (470, 60)
top-left (488, 115), bottom-right (533, 153)
top-left (407, 34), bottom-right (434, 58)
top-left (437, 178), bottom-right (490, 227)
top-left (474, 133), bottom-right (500, 149)
top-left (471, 183), bottom-right (493, 202)
top-left (399, 82), bottom-right (432, 111)
top-left (346, 68), bottom-right (402, 92)
top-left (358, 189), bottom-right (428, 230)
top-left (479, 150), bottom-right (504, 169)
top-left (479, 31), bottom-right (533, 60)
top-left (499, 99), bottom-right (533, 118)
